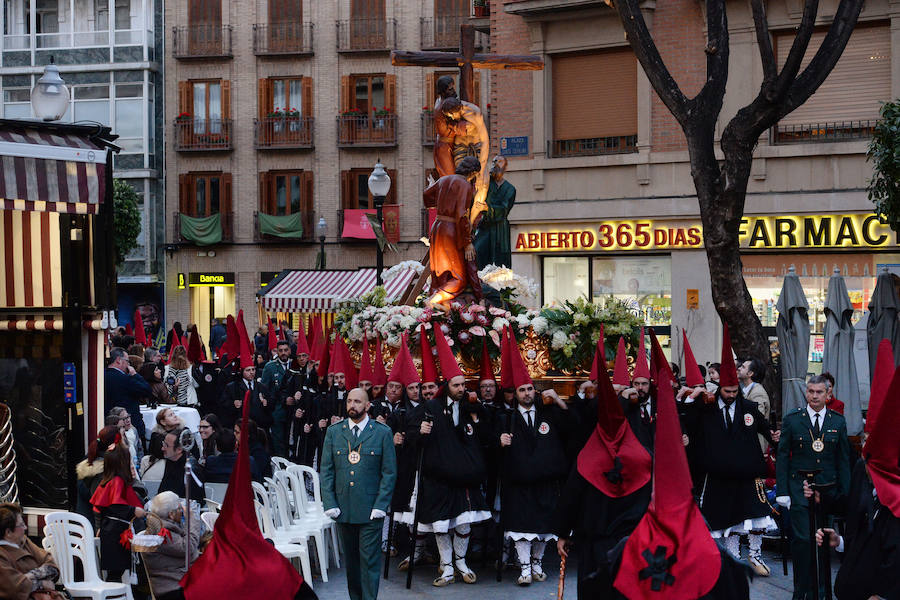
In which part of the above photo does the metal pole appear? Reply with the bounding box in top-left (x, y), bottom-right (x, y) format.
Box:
top-left (375, 195), bottom-right (385, 286)
top-left (318, 235), bottom-right (326, 270)
top-left (184, 460), bottom-right (192, 572)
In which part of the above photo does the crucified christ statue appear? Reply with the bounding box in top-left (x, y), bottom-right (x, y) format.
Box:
top-left (439, 96), bottom-right (490, 226)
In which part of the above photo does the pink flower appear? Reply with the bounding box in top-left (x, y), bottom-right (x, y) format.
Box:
top-left (460, 312), bottom-right (475, 323)
top-left (469, 304), bottom-right (486, 313)
top-left (459, 331), bottom-right (471, 344)
top-left (569, 333), bottom-right (577, 340)
top-left (489, 330), bottom-right (501, 347)
top-left (488, 307), bottom-right (506, 316)
top-left (475, 314), bottom-right (488, 326)
top-left (468, 326), bottom-right (486, 337)
top-left (440, 324), bottom-right (450, 335)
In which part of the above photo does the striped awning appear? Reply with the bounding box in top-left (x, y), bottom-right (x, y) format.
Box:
top-left (0, 209), bottom-right (62, 309)
top-left (260, 268), bottom-right (418, 312)
top-left (0, 314), bottom-right (62, 331)
top-left (0, 126), bottom-right (108, 214)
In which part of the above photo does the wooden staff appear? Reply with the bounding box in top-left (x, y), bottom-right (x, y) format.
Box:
top-left (557, 554), bottom-right (567, 600)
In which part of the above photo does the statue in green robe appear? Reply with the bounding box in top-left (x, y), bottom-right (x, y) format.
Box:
top-left (473, 155), bottom-right (516, 269)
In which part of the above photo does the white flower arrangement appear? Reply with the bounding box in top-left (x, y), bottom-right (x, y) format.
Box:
top-left (382, 260), bottom-right (425, 283)
top-left (477, 264), bottom-right (539, 301)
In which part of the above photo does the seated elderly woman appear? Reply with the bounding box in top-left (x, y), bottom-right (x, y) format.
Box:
top-left (141, 492), bottom-right (205, 600)
top-left (0, 503), bottom-right (64, 600)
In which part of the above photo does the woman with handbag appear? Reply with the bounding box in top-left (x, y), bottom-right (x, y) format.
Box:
top-left (0, 502), bottom-right (66, 599)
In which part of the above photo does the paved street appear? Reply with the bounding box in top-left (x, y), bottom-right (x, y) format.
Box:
top-left (310, 548), bottom-right (837, 599)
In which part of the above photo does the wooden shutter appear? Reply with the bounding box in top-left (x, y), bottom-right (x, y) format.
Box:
top-left (178, 81), bottom-right (193, 114)
top-left (386, 169), bottom-right (398, 204)
top-left (301, 77), bottom-right (313, 117)
top-left (776, 24), bottom-right (890, 126)
top-left (221, 80), bottom-right (232, 120)
top-left (435, 0), bottom-right (467, 16)
top-left (552, 48), bottom-right (637, 140)
top-left (385, 74), bottom-right (397, 111)
top-left (179, 173), bottom-right (190, 214)
top-left (222, 173), bottom-right (232, 213)
top-left (190, 0), bottom-right (221, 26)
top-left (473, 72), bottom-right (481, 108)
top-left (340, 171), bottom-right (354, 209)
top-left (258, 78), bottom-right (273, 119)
top-left (424, 72), bottom-right (435, 108)
top-left (340, 76), bottom-right (351, 113)
top-left (269, 0), bottom-right (300, 23)
top-left (302, 171), bottom-right (314, 237)
top-left (258, 171), bottom-right (270, 213)
top-left (351, 0), bottom-right (384, 18)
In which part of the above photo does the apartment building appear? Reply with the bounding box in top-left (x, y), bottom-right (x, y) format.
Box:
top-left (164, 0), bottom-right (490, 342)
top-left (493, 0), bottom-right (898, 373)
top-left (0, 0), bottom-right (164, 337)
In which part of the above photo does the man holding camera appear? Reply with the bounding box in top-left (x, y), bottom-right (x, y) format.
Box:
top-left (776, 374), bottom-right (850, 599)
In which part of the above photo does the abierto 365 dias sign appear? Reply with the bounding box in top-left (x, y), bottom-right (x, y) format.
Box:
top-left (514, 213), bottom-right (896, 253)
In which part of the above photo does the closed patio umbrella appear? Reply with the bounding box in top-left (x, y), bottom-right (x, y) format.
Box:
top-left (777, 265), bottom-right (810, 416)
top-left (822, 267), bottom-right (862, 434)
top-left (867, 267), bottom-right (900, 380)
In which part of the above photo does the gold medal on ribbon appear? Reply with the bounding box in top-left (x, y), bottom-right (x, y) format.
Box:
top-left (348, 451), bottom-right (361, 464)
top-left (812, 439), bottom-right (824, 453)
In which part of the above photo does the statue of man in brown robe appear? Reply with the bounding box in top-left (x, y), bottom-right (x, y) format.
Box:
top-left (424, 156), bottom-right (484, 308)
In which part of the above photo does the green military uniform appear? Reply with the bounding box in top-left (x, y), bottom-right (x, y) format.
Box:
top-left (776, 406), bottom-right (851, 600)
top-left (321, 417), bottom-right (397, 600)
top-left (260, 358), bottom-right (292, 456)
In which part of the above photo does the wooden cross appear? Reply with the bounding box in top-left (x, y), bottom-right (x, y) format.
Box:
top-left (391, 24), bottom-right (543, 104)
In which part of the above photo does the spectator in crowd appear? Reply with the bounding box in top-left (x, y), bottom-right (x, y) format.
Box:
top-left (75, 426), bottom-right (120, 525)
top-left (104, 347), bottom-right (152, 440)
top-left (90, 441), bottom-right (146, 583)
top-left (139, 362), bottom-right (169, 408)
top-left (158, 428), bottom-right (205, 502)
top-left (0, 502), bottom-right (63, 599)
top-left (254, 327), bottom-right (268, 356)
top-left (738, 358), bottom-right (772, 453)
top-left (143, 347), bottom-right (161, 366)
top-left (109, 406), bottom-right (144, 472)
top-left (198, 414), bottom-right (223, 465)
top-left (205, 430), bottom-right (259, 483)
top-left (142, 491), bottom-right (204, 600)
top-left (821, 372), bottom-right (846, 415)
top-left (163, 347), bottom-right (199, 408)
top-left (149, 408), bottom-right (184, 461)
top-left (234, 420), bottom-right (271, 483)
top-left (209, 318), bottom-right (227, 359)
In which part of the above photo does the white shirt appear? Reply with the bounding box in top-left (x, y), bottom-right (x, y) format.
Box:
top-left (741, 381), bottom-right (755, 396)
top-left (806, 404), bottom-right (826, 427)
top-left (717, 398), bottom-right (736, 423)
top-left (517, 404), bottom-right (535, 426)
top-left (350, 414), bottom-right (369, 438)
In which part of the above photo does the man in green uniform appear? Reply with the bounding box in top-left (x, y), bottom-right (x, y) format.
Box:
top-left (321, 387), bottom-right (397, 600)
top-left (473, 155), bottom-right (516, 269)
top-left (260, 339), bottom-right (293, 456)
top-left (776, 374), bottom-right (850, 599)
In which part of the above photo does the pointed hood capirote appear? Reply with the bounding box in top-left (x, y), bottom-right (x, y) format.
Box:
top-left (133, 309), bottom-right (148, 347)
top-left (295, 318), bottom-right (310, 355)
top-left (372, 335), bottom-right (388, 387)
top-left (613, 336), bottom-right (631, 386)
top-left (478, 339), bottom-right (495, 384)
top-left (613, 361), bottom-right (721, 600)
top-left (235, 311), bottom-right (254, 371)
top-left (632, 328), bottom-right (651, 381)
top-left (267, 316), bottom-right (277, 352)
top-left (387, 333), bottom-right (420, 388)
top-left (500, 326), bottom-right (514, 390)
top-left (504, 327), bottom-right (532, 389)
top-left (187, 329), bottom-right (204, 365)
top-left (681, 330), bottom-right (705, 388)
top-left (419, 324), bottom-right (439, 385)
top-left (864, 364), bottom-right (900, 518)
top-left (866, 338), bottom-right (895, 434)
top-left (433, 321), bottom-right (463, 380)
top-left (717, 322), bottom-right (739, 387)
top-left (576, 359), bottom-right (652, 498)
top-left (358, 333), bottom-right (375, 384)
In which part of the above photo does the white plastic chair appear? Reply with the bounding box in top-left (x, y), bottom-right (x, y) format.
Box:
top-left (268, 474), bottom-right (329, 582)
top-left (200, 511), bottom-right (218, 531)
top-left (284, 466), bottom-right (341, 569)
top-left (271, 457), bottom-right (292, 472)
top-left (251, 496), bottom-right (313, 587)
top-left (42, 511), bottom-right (134, 600)
top-left (203, 482), bottom-right (228, 504)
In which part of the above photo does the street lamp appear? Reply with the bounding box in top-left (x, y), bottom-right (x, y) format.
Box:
top-left (316, 216), bottom-right (327, 271)
top-left (367, 159), bottom-right (391, 286)
top-left (31, 59), bottom-right (69, 122)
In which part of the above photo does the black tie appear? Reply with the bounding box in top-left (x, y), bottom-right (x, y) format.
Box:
top-left (813, 413), bottom-right (821, 437)
top-left (723, 405), bottom-right (732, 430)
top-left (247, 380), bottom-right (253, 391)
top-left (353, 425), bottom-right (359, 440)
top-left (527, 410), bottom-right (533, 430)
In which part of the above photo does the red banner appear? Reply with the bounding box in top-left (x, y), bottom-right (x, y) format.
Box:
top-left (342, 206), bottom-right (401, 243)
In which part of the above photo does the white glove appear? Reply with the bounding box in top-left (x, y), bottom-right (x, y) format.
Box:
top-left (775, 496), bottom-right (791, 510)
top-left (324, 508), bottom-right (341, 519)
top-left (370, 509), bottom-right (386, 520)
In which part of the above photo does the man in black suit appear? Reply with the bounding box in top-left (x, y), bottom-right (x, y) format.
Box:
top-left (205, 429), bottom-right (259, 483)
top-left (104, 346), bottom-right (152, 440)
top-left (219, 364), bottom-right (273, 430)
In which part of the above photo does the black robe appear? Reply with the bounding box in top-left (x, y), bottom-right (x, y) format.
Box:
top-left (288, 385), bottom-right (320, 467)
top-left (497, 404), bottom-right (573, 534)
top-left (387, 398), bottom-right (423, 512)
top-left (406, 396), bottom-right (490, 524)
top-left (620, 393), bottom-right (656, 452)
top-left (691, 395), bottom-right (773, 531)
top-left (193, 362), bottom-right (222, 417)
top-left (96, 503), bottom-right (137, 572)
top-left (316, 387), bottom-right (347, 455)
top-left (159, 453), bottom-right (205, 502)
top-left (552, 469), bottom-right (651, 600)
top-left (833, 460), bottom-right (900, 600)
top-left (220, 379), bottom-right (274, 430)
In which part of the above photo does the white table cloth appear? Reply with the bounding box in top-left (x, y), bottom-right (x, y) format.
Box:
top-left (140, 405), bottom-right (202, 440)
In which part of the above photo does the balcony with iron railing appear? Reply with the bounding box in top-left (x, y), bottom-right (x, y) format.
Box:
top-left (172, 25), bottom-right (233, 59)
top-left (253, 211), bottom-right (315, 243)
top-left (254, 116), bottom-right (314, 150)
top-left (337, 113), bottom-right (398, 147)
top-left (336, 18), bottom-right (397, 52)
top-left (173, 211), bottom-right (234, 244)
top-left (253, 22), bottom-right (314, 56)
top-left (550, 135), bottom-right (638, 158)
top-left (421, 15), bottom-right (486, 50)
top-left (174, 118), bottom-right (234, 151)
top-left (770, 120), bottom-right (876, 145)
top-left (471, 0), bottom-right (491, 18)
top-left (421, 111), bottom-right (435, 146)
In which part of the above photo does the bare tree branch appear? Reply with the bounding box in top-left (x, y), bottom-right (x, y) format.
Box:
top-left (695, 0), bottom-right (729, 115)
top-left (750, 0), bottom-right (777, 85)
top-left (614, 0), bottom-right (689, 123)
top-left (771, 0), bottom-right (819, 97)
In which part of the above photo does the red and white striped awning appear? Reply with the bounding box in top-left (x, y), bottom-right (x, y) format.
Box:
top-left (0, 126), bottom-right (108, 214)
top-left (260, 268), bottom-right (418, 312)
top-left (0, 314), bottom-right (62, 331)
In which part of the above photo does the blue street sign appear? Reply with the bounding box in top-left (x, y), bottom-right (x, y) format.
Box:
top-left (63, 362), bottom-right (77, 404)
top-left (500, 136), bottom-right (529, 157)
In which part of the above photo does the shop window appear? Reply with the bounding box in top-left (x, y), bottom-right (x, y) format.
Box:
top-left (3, 87), bottom-right (32, 119)
top-left (543, 257), bottom-right (589, 306)
top-left (340, 168), bottom-right (397, 209)
top-left (591, 256), bottom-right (671, 326)
top-left (551, 48), bottom-right (638, 157)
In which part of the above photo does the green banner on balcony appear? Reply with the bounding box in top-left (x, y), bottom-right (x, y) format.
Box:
top-left (180, 213), bottom-right (222, 246)
top-left (258, 211), bottom-right (303, 238)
